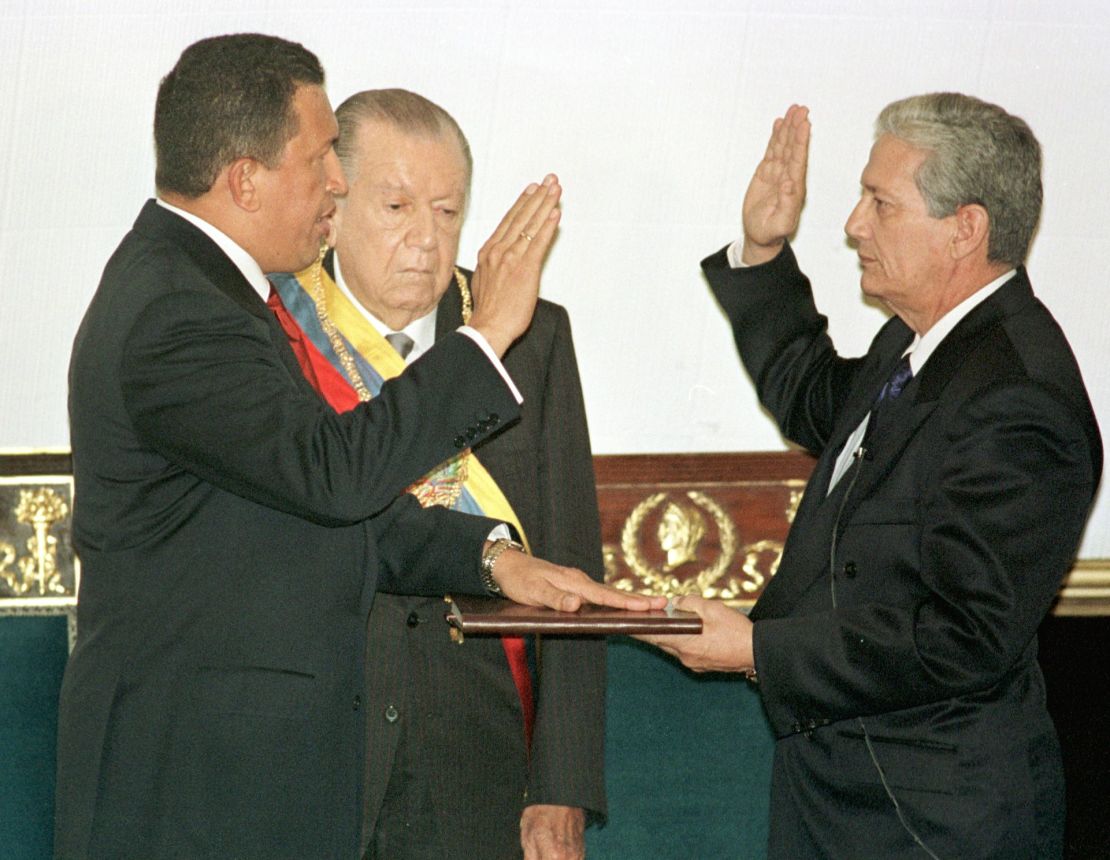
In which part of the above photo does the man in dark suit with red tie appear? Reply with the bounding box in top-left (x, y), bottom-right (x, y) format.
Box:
top-left (56, 34), bottom-right (656, 859)
top-left (641, 94), bottom-right (1101, 859)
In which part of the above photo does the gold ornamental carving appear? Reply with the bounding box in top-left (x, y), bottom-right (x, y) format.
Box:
top-left (1, 473), bottom-right (79, 613)
top-left (785, 487), bottom-right (804, 523)
top-left (619, 491), bottom-right (737, 596)
top-left (604, 484), bottom-right (801, 603)
top-left (0, 487), bottom-right (71, 597)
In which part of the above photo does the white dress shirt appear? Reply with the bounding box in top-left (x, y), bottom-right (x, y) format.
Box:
top-left (156, 199), bottom-right (272, 299)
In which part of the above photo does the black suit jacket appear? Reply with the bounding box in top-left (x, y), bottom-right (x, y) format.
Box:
top-left (56, 201), bottom-right (520, 859)
top-left (704, 244), bottom-right (1101, 859)
top-left (362, 272), bottom-right (606, 858)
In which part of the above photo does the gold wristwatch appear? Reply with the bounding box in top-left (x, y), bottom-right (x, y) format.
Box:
top-left (480, 537), bottom-right (524, 595)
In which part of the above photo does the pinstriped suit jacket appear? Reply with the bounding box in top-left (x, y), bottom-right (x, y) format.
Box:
top-left (361, 269), bottom-right (606, 858)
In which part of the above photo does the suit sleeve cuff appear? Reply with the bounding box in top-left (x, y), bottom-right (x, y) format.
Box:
top-left (458, 325), bottom-right (524, 404)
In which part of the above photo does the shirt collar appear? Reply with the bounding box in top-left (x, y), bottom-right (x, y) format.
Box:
top-left (906, 268), bottom-right (1016, 374)
top-left (155, 198), bottom-right (271, 301)
top-left (333, 253), bottom-right (438, 363)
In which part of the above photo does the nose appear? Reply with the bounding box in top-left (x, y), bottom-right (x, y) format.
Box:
top-left (325, 148), bottom-right (348, 197)
top-left (844, 197), bottom-right (868, 243)
top-left (406, 206), bottom-right (436, 250)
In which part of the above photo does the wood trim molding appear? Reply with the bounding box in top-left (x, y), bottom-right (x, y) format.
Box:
top-left (1055, 559), bottom-right (1110, 616)
top-left (2, 449), bottom-right (1105, 616)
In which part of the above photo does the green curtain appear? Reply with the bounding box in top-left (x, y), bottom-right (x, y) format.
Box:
top-left (587, 638), bottom-right (774, 859)
top-left (0, 624), bottom-right (775, 859)
top-left (1, 615), bottom-right (68, 859)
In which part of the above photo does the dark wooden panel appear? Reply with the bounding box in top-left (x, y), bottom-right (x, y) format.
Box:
top-left (595, 452), bottom-right (815, 610)
top-left (0, 450), bottom-right (72, 477)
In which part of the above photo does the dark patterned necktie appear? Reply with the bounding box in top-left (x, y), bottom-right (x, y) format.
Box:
top-left (385, 332), bottom-right (414, 360)
top-left (864, 354), bottom-right (913, 441)
top-left (877, 355), bottom-right (913, 404)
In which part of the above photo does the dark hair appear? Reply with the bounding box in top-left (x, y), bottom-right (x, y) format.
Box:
top-left (154, 34), bottom-right (324, 197)
top-left (334, 89), bottom-right (472, 196)
top-left (877, 92), bottom-right (1042, 266)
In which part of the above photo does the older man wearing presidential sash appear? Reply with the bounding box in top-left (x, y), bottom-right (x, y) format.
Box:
top-left (269, 89), bottom-right (604, 860)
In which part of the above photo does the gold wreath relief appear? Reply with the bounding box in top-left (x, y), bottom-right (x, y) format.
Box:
top-left (619, 491), bottom-right (737, 597)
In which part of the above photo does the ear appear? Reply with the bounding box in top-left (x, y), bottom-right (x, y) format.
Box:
top-left (226, 157), bottom-right (261, 213)
top-left (950, 203), bottom-right (990, 261)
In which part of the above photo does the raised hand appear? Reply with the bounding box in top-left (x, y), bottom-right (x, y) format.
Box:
top-left (741, 104), bottom-right (811, 266)
top-left (468, 174), bottom-right (562, 357)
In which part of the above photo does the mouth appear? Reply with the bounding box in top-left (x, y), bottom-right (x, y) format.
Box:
top-left (315, 207), bottom-right (337, 244)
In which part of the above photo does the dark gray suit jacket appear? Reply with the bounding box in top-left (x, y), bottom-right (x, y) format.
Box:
top-left (704, 243), bottom-right (1101, 860)
top-left (362, 270), bottom-right (606, 859)
top-left (57, 201), bottom-right (519, 859)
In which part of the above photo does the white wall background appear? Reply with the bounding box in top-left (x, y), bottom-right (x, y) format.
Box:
top-left (2, 0), bottom-right (1108, 556)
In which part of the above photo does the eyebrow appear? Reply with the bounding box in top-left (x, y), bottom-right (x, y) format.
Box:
top-left (371, 181), bottom-right (463, 200)
top-left (860, 180), bottom-right (895, 198)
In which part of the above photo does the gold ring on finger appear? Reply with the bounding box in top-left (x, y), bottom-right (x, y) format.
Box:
top-left (520, 231), bottom-right (534, 241)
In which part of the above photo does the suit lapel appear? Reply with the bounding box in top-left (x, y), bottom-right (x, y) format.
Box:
top-left (137, 200), bottom-right (318, 392)
top-left (913, 271), bottom-right (1032, 402)
top-left (801, 320), bottom-right (915, 503)
top-left (836, 279), bottom-right (1033, 526)
top-left (135, 200), bottom-right (272, 321)
top-left (754, 331), bottom-right (913, 619)
top-left (832, 379), bottom-right (936, 525)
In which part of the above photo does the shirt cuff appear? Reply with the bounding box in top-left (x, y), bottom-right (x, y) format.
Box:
top-left (726, 238), bottom-right (748, 269)
top-left (458, 326), bottom-right (524, 404)
top-left (487, 523), bottom-right (512, 542)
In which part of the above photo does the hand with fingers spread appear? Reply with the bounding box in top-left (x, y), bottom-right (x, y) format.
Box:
top-left (488, 542), bottom-right (667, 614)
top-left (633, 595), bottom-right (754, 674)
top-left (468, 174), bottom-right (562, 357)
top-left (741, 104), bottom-right (811, 266)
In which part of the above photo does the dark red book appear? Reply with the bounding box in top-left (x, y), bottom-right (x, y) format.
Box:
top-left (444, 595), bottom-right (702, 640)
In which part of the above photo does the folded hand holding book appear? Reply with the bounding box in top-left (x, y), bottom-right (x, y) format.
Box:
top-left (444, 595), bottom-right (702, 642)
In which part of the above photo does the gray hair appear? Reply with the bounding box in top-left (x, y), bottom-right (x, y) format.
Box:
top-left (876, 92), bottom-right (1042, 267)
top-left (334, 89), bottom-right (472, 195)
